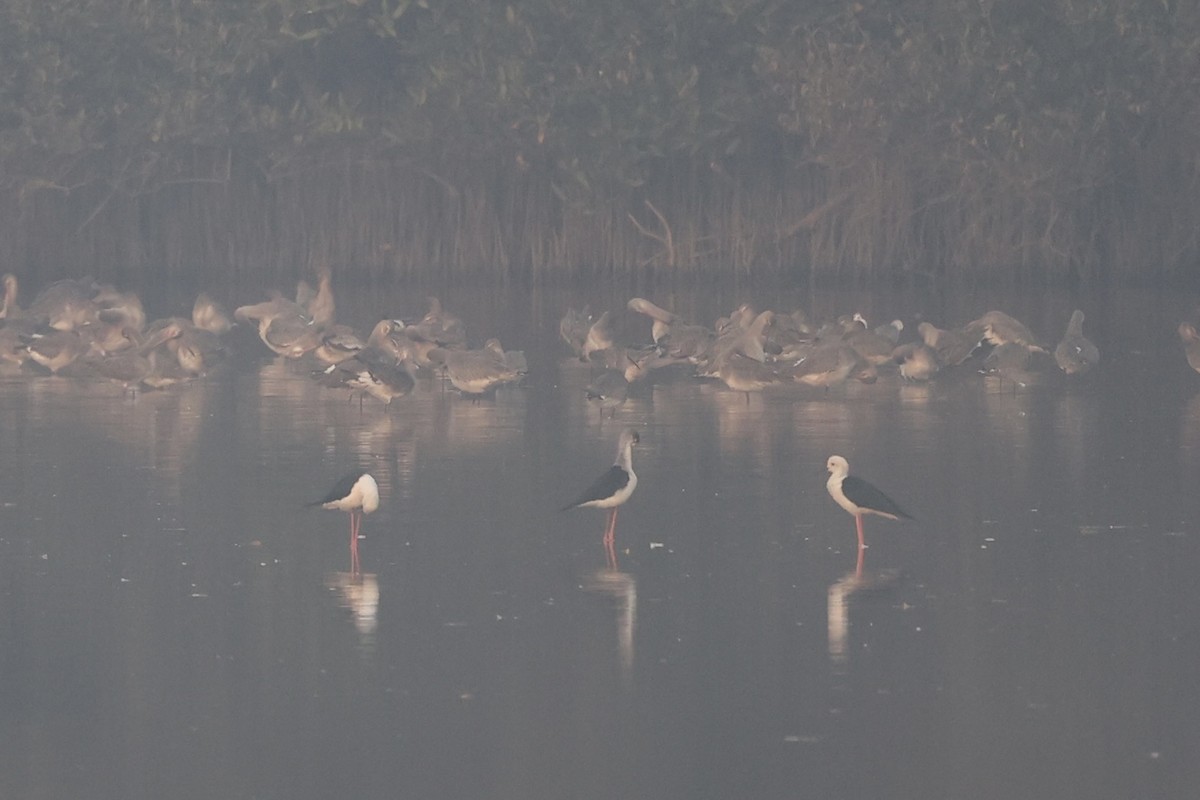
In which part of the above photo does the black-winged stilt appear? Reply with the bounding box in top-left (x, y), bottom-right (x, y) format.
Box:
top-left (310, 472), bottom-right (380, 575)
top-left (825, 455), bottom-right (911, 573)
top-left (563, 429), bottom-right (640, 568)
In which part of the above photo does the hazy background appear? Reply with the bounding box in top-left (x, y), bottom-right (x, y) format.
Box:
top-left (0, 0), bottom-right (1196, 285)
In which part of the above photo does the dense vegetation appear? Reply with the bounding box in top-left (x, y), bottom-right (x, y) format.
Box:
top-left (0, 0), bottom-right (1196, 284)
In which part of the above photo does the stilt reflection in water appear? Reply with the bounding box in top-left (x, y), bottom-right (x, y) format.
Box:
top-left (827, 563), bottom-right (903, 668)
top-left (326, 571), bottom-right (380, 652)
top-left (582, 568), bottom-right (637, 685)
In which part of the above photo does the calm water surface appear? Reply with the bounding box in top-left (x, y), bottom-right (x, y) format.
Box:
top-left (1, 284), bottom-right (1199, 800)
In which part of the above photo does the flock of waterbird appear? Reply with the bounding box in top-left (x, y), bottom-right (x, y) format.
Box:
top-left (562, 297), bottom-right (1108, 413)
top-left (5, 267), bottom-right (1200, 575)
top-left (0, 268), bottom-right (527, 403)
top-left (235, 271), bottom-right (527, 406)
top-left (0, 272), bottom-right (230, 389)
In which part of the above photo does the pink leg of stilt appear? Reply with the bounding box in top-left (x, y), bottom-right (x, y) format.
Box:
top-left (349, 510), bottom-right (361, 575)
top-left (855, 514), bottom-right (865, 550)
top-left (601, 508), bottom-right (613, 544)
top-left (608, 507), bottom-right (622, 568)
top-left (855, 541), bottom-right (865, 578)
top-left (598, 507), bottom-right (622, 568)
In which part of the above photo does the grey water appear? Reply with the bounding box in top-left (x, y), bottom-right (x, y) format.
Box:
top-left (1, 284), bottom-right (1199, 800)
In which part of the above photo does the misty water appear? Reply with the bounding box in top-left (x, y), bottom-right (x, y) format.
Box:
top-left (2, 283), bottom-right (1199, 800)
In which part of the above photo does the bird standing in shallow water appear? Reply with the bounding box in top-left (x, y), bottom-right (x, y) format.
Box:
top-left (559, 305), bottom-right (593, 359)
top-left (585, 368), bottom-right (630, 420)
top-left (310, 472), bottom-right (380, 575)
top-left (1178, 322), bottom-right (1200, 375)
top-left (968, 310), bottom-right (1044, 351)
top-left (917, 321), bottom-right (980, 367)
top-left (563, 429), bottom-right (640, 569)
top-left (0, 273), bottom-right (21, 319)
top-left (1054, 309), bottom-right (1099, 375)
top-left (825, 455), bottom-right (911, 576)
top-left (893, 342), bottom-right (940, 382)
top-left (433, 339), bottom-right (523, 397)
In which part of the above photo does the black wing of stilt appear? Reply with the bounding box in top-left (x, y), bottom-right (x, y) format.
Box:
top-left (562, 466), bottom-right (630, 511)
top-left (842, 475), bottom-right (912, 520)
top-left (309, 471), bottom-right (366, 507)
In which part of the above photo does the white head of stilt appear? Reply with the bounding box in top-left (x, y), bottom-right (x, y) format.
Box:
top-left (827, 455), bottom-right (850, 480)
top-left (825, 455), bottom-right (860, 517)
top-left (615, 428), bottom-right (640, 470)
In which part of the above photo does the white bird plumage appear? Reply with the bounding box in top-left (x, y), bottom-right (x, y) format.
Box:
top-left (311, 472), bottom-right (380, 575)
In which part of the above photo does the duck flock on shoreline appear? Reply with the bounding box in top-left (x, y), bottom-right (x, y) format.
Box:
top-left (1, 267), bottom-right (1198, 409)
top-left (0, 268), bottom-right (527, 402)
top-left (564, 296), bottom-right (1112, 414)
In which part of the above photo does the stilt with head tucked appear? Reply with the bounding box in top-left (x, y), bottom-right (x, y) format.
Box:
top-left (310, 472), bottom-right (380, 575)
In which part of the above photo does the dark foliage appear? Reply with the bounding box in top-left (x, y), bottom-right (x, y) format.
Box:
top-left (0, 0), bottom-right (1196, 283)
